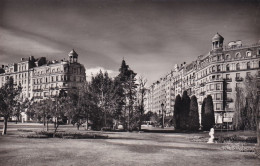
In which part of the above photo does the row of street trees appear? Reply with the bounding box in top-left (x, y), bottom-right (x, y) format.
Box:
top-left (174, 91), bottom-right (215, 131)
top-left (0, 60), bottom-right (147, 134)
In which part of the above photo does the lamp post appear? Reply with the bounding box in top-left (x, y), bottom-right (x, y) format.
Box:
top-left (161, 102), bottom-right (164, 129)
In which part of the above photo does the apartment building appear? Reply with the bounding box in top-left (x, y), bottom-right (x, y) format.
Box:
top-left (145, 33), bottom-right (260, 126)
top-left (0, 49), bottom-right (86, 121)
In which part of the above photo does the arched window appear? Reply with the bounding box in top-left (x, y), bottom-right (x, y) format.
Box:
top-left (236, 63), bottom-right (240, 70)
top-left (226, 64), bottom-right (230, 71)
top-left (226, 54), bottom-right (230, 60)
top-left (247, 62), bottom-right (250, 69)
top-left (246, 51), bottom-right (251, 57)
top-left (235, 52), bottom-right (241, 59)
top-left (217, 65), bottom-right (221, 71)
top-left (212, 66), bottom-right (216, 72)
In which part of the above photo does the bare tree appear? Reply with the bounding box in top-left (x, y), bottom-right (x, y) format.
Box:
top-left (137, 76), bottom-right (147, 131)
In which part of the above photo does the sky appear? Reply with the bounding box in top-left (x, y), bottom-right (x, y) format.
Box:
top-left (0, 0), bottom-right (260, 84)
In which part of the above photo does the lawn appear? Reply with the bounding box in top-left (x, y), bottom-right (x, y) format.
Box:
top-left (0, 122), bottom-right (259, 166)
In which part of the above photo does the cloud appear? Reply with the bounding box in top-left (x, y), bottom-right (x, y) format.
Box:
top-left (85, 66), bottom-right (119, 81)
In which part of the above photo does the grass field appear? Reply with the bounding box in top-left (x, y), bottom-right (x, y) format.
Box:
top-left (0, 122), bottom-right (259, 166)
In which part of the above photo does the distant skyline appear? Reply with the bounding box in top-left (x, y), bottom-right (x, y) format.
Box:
top-left (1, 0), bottom-right (260, 84)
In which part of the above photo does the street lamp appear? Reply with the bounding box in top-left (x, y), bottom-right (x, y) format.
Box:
top-left (161, 102), bottom-right (164, 129)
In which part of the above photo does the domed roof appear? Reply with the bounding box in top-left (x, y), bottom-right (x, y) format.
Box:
top-left (212, 33), bottom-right (224, 41)
top-left (68, 49), bottom-right (78, 58)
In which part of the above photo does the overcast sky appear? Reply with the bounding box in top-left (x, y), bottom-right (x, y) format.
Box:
top-left (0, 0), bottom-right (260, 84)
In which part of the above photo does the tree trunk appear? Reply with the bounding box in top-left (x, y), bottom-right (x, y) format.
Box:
top-left (54, 117), bottom-right (57, 128)
top-left (77, 123), bottom-right (80, 130)
top-left (43, 116), bottom-right (46, 126)
top-left (46, 120), bottom-right (49, 131)
top-left (2, 116), bottom-right (8, 135)
top-left (257, 117), bottom-right (260, 146)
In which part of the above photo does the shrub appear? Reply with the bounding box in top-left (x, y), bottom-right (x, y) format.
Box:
top-left (221, 143), bottom-right (255, 152)
top-left (179, 91), bottom-right (190, 130)
top-left (189, 95), bottom-right (200, 131)
top-left (202, 95), bottom-right (215, 131)
top-left (255, 146), bottom-right (260, 159)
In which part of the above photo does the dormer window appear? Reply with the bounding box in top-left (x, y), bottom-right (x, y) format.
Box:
top-left (235, 52), bottom-right (241, 59)
top-left (226, 54), bottom-right (230, 60)
top-left (246, 51), bottom-right (251, 57)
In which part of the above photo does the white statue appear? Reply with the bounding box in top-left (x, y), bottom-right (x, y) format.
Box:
top-left (207, 128), bottom-right (214, 144)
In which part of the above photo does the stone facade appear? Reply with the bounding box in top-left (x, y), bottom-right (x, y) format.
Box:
top-left (0, 49), bottom-right (86, 121)
top-left (145, 33), bottom-right (260, 126)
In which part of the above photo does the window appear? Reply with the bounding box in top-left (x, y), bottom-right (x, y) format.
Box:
top-left (236, 73), bottom-right (240, 78)
top-left (235, 52), bottom-right (241, 59)
top-left (226, 64), bottom-right (230, 71)
top-left (216, 83), bottom-right (221, 90)
top-left (217, 65), bottom-right (221, 71)
top-left (216, 103), bottom-right (222, 110)
top-left (210, 84), bottom-right (214, 90)
top-left (247, 62), bottom-right (250, 69)
top-left (226, 54), bottom-right (230, 59)
top-left (216, 94), bottom-right (222, 100)
top-left (226, 74), bottom-right (230, 79)
top-left (236, 63), bottom-right (240, 70)
top-left (246, 51), bottom-right (251, 57)
top-left (217, 75), bottom-right (220, 80)
top-left (212, 66), bottom-right (216, 72)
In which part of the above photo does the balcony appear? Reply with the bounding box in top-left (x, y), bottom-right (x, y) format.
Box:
top-left (235, 77), bottom-right (243, 82)
top-left (33, 89), bottom-right (43, 92)
top-left (200, 83), bottom-right (206, 87)
top-left (224, 78), bottom-right (232, 82)
top-left (200, 91), bottom-right (206, 96)
top-left (34, 96), bottom-right (43, 99)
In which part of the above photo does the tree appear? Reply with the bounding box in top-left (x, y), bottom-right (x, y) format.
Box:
top-left (188, 95), bottom-right (200, 131)
top-left (201, 97), bottom-right (206, 130)
top-left (64, 88), bottom-right (82, 130)
top-left (143, 111), bottom-right (155, 121)
top-left (115, 59), bottom-right (137, 131)
top-left (174, 94), bottom-right (182, 130)
top-left (137, 76), bottom-right (147, 131)
top-left (89, 71), bottom-right (114, 129)
top-left (202, 95), bottom-right (215, 131)
top-left (180, 91), bottom-right (190, 130)
top-left (0, 77), bottom-right (21, 135)
top-left (233, 87), bottom-right (246, 130)
top-left (233, 74), bottom-right (260, 132)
